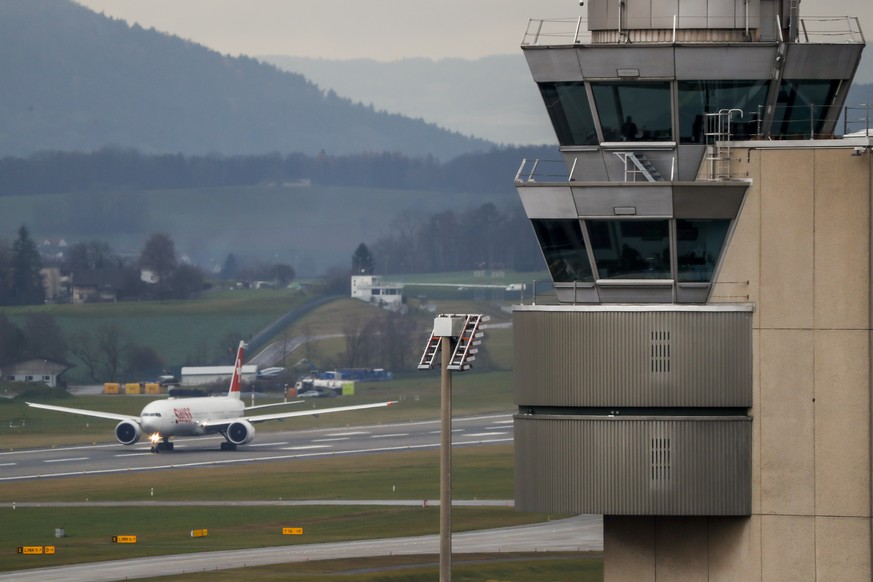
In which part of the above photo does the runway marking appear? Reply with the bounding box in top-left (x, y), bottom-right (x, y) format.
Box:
top-left (428, 429), bottom-right (464, 434)
top-left (312, 437), bottom-right (350, 442)
top-left (248, 442), bottom-right (289, 447)
top-left (491, 420), bottom-right (514, 424)
top-left (369, 433), bottom-right (409, 439)
top-left (115, 453), bottom-right (153, 457)
top-left (282, 445), bottom-right (331, 450)
top-left (465, 432), bottom-right (509, 437)
top-left (324, 431), bottom-right (369, 437)
top-left (0, 462), bottom-right (16, 467)
top-left (43, 457), bottom-right (89, 463)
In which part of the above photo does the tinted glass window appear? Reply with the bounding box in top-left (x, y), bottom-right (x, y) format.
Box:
top-left (531, 219), bottom-right (594, 282)
top-left (587, 220), bottom-right (671, 279)
top-left (772, 79), bottom-right (839, 138)
top-left (676, 219), bottom-right (730, 282)
top-left (677, 80), bottom-right (770, 143)
top-left (591, 82), bottom-right (672, 142)
top-left (538, 82), bottom-right (598, 146)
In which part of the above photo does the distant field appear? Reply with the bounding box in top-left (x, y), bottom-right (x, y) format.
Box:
top-left (0, 183), bottom-right (511, 273)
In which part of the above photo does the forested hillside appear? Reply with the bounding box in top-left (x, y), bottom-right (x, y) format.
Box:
top-left (0, 0), bottom-right (491, 159)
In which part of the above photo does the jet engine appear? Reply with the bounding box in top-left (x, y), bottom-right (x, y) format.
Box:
top-left (226, 420), bottom-right (256, 445)
top-left (115, 420), bottom-right (142, 445)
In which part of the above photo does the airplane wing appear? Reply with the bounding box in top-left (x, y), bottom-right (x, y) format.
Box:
top-left (245, 401), bottom-right (304, 412)
top-left (201, 400), bottom-right (396, 428)
top-left (26, 402), bottom-right (138, 423)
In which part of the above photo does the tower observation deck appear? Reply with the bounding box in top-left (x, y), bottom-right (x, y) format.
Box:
top-left (511, 1), bottom-right (870, 579)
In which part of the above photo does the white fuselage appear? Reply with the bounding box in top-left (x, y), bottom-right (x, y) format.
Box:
top-left (139, 397), bottom-right (245, 437)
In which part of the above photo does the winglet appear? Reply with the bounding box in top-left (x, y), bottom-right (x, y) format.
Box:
top-left (228, 341), bottom-right (247, 398)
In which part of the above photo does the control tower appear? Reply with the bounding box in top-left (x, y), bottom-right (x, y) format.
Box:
top-left (511, 0), bottom-right (869, 579)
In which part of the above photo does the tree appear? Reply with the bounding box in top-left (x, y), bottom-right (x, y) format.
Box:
top-left (23, 313), bottom-right (67, 363)
top-left (269, 263), bottom-right (295, 287)
top-left (352, 243), bottom-right (375, 275)
top-left (168, 264), bottom-right (206, 299)
top-left (139, 233), bottom-right (177, 300)
top-left (0, 314), bottom-right (25, 366)
top-left (65, 240), bottom-right (116, 272)
top-left (11, 225), bottom-right (44, 305)
top-left (220, 253), bottom-right (239, 280)
top-left (125, 344), bottom-right (165, 378)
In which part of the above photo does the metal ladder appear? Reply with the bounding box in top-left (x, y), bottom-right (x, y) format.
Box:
top-left (418, 332), bottom-right (442, 370)
top-left (447, 315), bottom-right (484, 371)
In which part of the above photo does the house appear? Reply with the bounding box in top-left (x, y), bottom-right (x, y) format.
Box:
top-left (71, 269), bottom-right (128, 303)
top-left (2, 359), bottom-right (69, 388)
top-left (351, 275), bottom-right (405, 312)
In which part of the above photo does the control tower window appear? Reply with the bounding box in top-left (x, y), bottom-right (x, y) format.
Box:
top-left (538, 82), bottom-right (598, 146)
top-left (591, 82), bottom-right (672, 142)
top-left (531, 219), bottom-right (594, 283)
top-left (676, 219), bottom-right (730, 282)
top-left (587, 220), bottom-right (671, 279)
top-left (678, 81), bottom-right (770, 143)
top-left (772, 79), bottom-right (839, 138)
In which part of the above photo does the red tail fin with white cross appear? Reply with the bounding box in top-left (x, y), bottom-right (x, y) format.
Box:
top-left (228, 341), bottom-right (246, 399)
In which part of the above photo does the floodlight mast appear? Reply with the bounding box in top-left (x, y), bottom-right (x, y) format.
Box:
top-left (418, 313), bottom-right (488, 582)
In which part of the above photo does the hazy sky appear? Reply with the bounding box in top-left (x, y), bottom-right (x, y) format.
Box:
top-left (74, 0), bottom-right (873, 62)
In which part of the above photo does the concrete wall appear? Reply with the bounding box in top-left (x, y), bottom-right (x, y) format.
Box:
top-left (606, 145), bottom-right (873, 580)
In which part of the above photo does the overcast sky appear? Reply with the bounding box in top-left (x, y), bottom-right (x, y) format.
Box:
top-left (74, 0), bottom-right (873, 61)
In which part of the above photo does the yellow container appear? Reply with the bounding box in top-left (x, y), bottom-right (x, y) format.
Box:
top-left (103, 383), bottom-right (120, 394)
top-left (124, 383), bottom-right (142, 395)
top-left (144, 383), bottom-right (162, 394)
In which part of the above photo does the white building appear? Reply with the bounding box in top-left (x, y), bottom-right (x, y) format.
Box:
top-left (351, 275), bottom-right (404, 311)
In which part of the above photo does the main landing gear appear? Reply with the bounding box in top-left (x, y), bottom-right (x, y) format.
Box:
top-left (149, 435), bottom-right (174, 453)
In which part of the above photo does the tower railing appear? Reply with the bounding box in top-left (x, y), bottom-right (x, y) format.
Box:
top-left (521, 16), bottom-right (863, 47)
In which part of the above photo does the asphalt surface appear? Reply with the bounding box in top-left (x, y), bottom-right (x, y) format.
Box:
top-left (0, 413), bottom-right (514, 482)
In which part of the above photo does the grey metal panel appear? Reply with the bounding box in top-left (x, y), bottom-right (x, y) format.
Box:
top-left (626, 0), bottom-right (654, 30)
top-left (563, 151), bottom-right (611, 182)
top-left (676, 283), bottom-right (711, 303)
top-left (675, 46), bottom-right (778, 79)
top-left (782, 44), bottom-right (864, 80)
top-left (578, 46), bottom-right (675, 79)
top-left (555, 284), bottom-right (601, 303)
top-left (573, 184), bottom-right (674, 216)
top-left (588, 0), bottom-right (609, 31)
top-left (516, 185), bottom-right (578, 219)
top-left (677, 145), bottom-right (706, 180)
top-left (513, 308), bottom-right (752, 407)
top-left (651, 0), bottom-right (679, 29)
top-left (672, 183), bottom-right (748, 218)
top-left (514, 415), bottom-right (752, 515)
top-left (707, 0), bottom-right (737, 29)
top-left (523, 47), bottom-right (583, 83)
top-left (596, 283), bottom-right (675, 303)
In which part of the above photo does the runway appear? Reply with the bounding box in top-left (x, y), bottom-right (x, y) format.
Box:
top-left (0, 413), bottom-right (514, 482)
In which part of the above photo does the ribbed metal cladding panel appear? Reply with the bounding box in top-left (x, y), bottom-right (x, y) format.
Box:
top-left (514, 415), bottom-right (751, 516)
top-left (513, 308), bottom-right (751, 407)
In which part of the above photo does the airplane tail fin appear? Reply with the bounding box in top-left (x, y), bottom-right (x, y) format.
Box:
top-left (228, 341), bottom-right (247, 399)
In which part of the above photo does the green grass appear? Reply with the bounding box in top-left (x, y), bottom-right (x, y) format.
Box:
top-left (0, 443), bottom-right (516, 502)
top-left (0, 505), bottom-right (563, 572)
top-left (145, 554), bottom-right (603, 581)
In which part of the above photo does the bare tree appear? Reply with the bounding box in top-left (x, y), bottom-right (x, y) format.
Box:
top-left (341, 315), bottom-right (374, 368)
top-left (96, 323), bottom-right (127, 381)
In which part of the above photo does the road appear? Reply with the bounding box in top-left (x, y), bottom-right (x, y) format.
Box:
top-left (0, 413), bottom-right (514, 482)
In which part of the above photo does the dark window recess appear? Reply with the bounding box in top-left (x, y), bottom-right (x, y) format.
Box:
top-left (588, 220), bottom-right (671, 279)
top-left (531, 219), bottom-right (595, 282)
top-left (771, 79), bottom-right (839, 138)
top-left (591, 81), bottom-right (672, 142)
top-left (538, 82), bottom-right (599, 146)
top-left (676, 219), bottom-right (730, 282)
top-left (677, 80), bottom-right (770, 143)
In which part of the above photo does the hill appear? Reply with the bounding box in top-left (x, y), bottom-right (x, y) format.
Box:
top-left (0, 0), bottom-right (491, 160)
top-left (262, 55), bottom-right (557, 147)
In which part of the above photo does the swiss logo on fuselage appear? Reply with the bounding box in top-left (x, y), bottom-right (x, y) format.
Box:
top-left (174, 407), bottom-right (193, 424)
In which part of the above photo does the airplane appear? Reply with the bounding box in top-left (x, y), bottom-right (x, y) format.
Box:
top-left (27, 341), bottom-right (396, 453)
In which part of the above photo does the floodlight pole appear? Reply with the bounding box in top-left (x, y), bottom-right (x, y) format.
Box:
top-left (418, 313), bottom-right (487, 582)
top-left (439, 334), bottom-right (453, 582)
